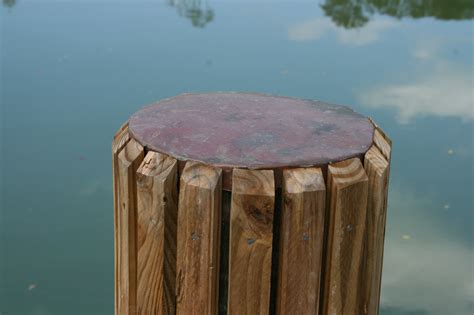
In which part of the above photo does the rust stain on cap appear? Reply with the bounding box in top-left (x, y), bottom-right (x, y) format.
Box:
top-left (129, 92), bottom-right (374, 170)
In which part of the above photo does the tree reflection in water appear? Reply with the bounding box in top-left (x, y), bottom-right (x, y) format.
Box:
top-left (168, 0), bottom-right (214, 28)
top-left (3, 0), bottom-right (16, 7)
top-left (321, 0), bottom-right (474, 28)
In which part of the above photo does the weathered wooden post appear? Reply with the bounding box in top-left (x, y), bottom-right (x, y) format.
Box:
top-left (112, 93), bottom-right (391, 314)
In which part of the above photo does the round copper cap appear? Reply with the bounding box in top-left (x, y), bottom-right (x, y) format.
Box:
top-left (129, 92), bottom-right (374, 170)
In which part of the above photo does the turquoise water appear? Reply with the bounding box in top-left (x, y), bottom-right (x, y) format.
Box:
top-left (1, 0), bottom-right (473, 314)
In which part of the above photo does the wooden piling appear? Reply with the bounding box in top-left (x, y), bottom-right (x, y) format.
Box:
top-left (361, 146), bottom-right (390, 314)
top-left (228, 169), bottom-right (275, 315)
top-left (323, 158), bottom-right (369, 314)
top-left (116, 139), bottom-right (144, 314)
top-left (112, 122), bottom-right (130, 315)
top-left (113, 93), bottom-right (393, 315)
top-left (176, 162), bottom-right (222, 314)
top-left (277, 167), bottom-right (326, 314)
top-left (136, 152), bottom-right (178, 314)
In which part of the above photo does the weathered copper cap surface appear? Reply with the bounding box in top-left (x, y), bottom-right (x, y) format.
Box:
top-left (129, 92), bottom-right (374, 169)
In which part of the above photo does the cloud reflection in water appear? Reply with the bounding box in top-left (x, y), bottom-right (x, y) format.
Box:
top-left (288, 17), bottom-right (396, 45)
top-left (381, 187), bottom-right (473, 315)
top-left (359, 54), bottom-right (473, 123)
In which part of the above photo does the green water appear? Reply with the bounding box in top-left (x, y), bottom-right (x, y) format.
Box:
top-left (1, 0), bottom-right (473, 314)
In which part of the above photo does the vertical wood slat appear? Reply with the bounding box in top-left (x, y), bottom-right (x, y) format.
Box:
top-left (277, 168), bottom-right (326, 315)
top-left (117, 138), bottom-right (145, 314)
top-left (136, 152), bottom-right (178, 314)
top-left (369, 123), bottom-right (392, 315)
top-left (368, 117), bottom-right (392, 157)
top-left (322, 158), bottom-right (368, 314)
top-left (361, 146), bottom-right (389, 314)
top-left (228, 169), bottom-right (275, 315)
top-left (365, 124), bottom-right (392, 315)
top-left (112, 122), bottom-right (130, 315)
top-left (176, 161), bottom-right (222, 315)
top-left (373, 129), bottom-right (392, 162)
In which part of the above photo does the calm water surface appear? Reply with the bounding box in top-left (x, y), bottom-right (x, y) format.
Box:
top-left (1, 0), bottom-right (473, 314)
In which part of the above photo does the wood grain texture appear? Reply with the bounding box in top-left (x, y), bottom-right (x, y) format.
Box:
top-left (176, 161), bottom-right (222, 315)
top-left (361, 146), bottom-right (389, 315)
top-left (117, 138), bottom-right (145, 314)
top-left (228, 169), bottom-right (275, 315)
top-left (136, 152), bottom-right (178, 314)
top-left (113, 122), bottom-right (130, 315)
top-left (277, 168), bottom-right (326, 315)
top-left (368, 123), bottom-right (392, 313)
top-left (372, 129), bottom-right (391, 162)
top-left (368, 118), bottom-right (392, 147)
top-left (322, 158), bottom-right (368, 315)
